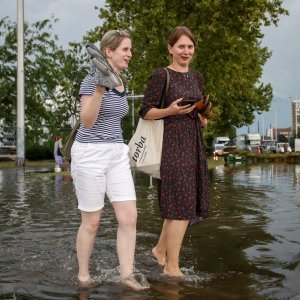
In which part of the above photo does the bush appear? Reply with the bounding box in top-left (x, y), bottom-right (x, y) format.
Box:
top-left (26, 143), bottom-right (53, 160)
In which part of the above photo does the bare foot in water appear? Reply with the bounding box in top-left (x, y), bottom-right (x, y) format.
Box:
top-left (152, 247), bottom-right (166, 266)
top-left (163, 265), bottom-right (184, 277)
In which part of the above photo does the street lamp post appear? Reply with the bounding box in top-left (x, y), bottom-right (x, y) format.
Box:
top-left (257, 117), bottom-right (265, 140)
top-left (16, 0), bottom-right (25, 166)
top-left (295, 103), bottom-right (298, 138)
top-left (275, 111), bottom-right (277, 141)
top-left (270, 109), bottom-right (280, 141)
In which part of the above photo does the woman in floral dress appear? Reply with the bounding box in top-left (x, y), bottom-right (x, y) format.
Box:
top-left (139, 26), bottom-right (210, 277)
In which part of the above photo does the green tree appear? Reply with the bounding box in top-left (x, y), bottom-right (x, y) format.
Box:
top-left (0, 17), bottom-right (89, 147)
top-left (87, 0), bottom-right (287, 141)
top-left (0, 17), bottom-right (62, 144)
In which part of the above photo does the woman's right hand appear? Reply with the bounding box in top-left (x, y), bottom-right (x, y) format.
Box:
top-left (81, 85), bottom-right (106, 128)
top-left (167, 98), bottom-right (195, 116)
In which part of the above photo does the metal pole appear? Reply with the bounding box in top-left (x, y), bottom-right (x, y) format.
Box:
top-left (270, 109), bottom-right (279, 141)
top-left (127, 94), bottom-right (143, 134)
top-left (296, 100), bottom-right (299, 138)
top-left (275, 110), bottom-right (277, 141)
top-left (132, 97), bottom-right (135, 128)
top-left (262, 118), bottom-right (265, 140)
top-left (16, 0), bottom-right (25, 166)
top-left (149, 176), bottom-right (153, 187)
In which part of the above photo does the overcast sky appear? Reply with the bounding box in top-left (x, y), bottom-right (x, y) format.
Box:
top-left (1, 0), bottom-right (299, 134)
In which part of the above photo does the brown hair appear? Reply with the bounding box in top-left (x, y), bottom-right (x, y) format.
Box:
top-left (168, 26), bottom-right (196, 47)
top-left (100, 30), bottom-right (131, 56)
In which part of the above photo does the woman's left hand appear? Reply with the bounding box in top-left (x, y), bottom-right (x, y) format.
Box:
top-left (198, 113), bottom-right (208, 127)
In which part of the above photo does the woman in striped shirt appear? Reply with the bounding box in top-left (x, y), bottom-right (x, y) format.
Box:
top-left (71, 30), bottom-right (148, 291)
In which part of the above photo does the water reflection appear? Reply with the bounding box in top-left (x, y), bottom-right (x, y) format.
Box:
top-left (0, 163), bottom-right (299, 299)
top-left (211, 163), bottom-right (300, 299)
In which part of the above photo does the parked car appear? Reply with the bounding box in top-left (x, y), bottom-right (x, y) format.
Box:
top-left (275, 143), bottom-right (292, 153)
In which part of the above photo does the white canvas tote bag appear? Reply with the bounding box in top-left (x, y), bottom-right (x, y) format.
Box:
top-left (128, 68), bottom-right (170, 179)
top-left (128, 118), bottom-right (164, 179)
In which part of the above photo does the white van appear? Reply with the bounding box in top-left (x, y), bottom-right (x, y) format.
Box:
top-left (276, 143), bottom-right (292, 153)
top-left (213, 137), bottom-right (230, 147)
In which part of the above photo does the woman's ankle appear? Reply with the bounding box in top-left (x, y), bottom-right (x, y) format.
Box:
top-left (119, 266), bottom-right (133, 280)
top-left (78, 274), bottom-right (90, 282)
top-left (164, 264), bottom-right (183, 277)
top-left (152, 246), bottom-right (166, 266)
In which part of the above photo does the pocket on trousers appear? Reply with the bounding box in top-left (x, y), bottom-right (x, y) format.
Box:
top-left (71, 142), bottom-right (89, 162)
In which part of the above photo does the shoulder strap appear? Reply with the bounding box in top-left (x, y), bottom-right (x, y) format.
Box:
top-left (161, 67), bottom-right (170, 108)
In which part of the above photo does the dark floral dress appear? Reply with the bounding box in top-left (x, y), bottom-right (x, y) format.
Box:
top-left (139, 68), bottom-right (210, 225)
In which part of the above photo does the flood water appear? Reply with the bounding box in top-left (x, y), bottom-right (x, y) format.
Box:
top-left (0, 162), bottom-right (300, 299)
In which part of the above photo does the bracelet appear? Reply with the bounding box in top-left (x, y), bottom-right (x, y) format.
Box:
top-left (201, 125), bottom-right (207, 128)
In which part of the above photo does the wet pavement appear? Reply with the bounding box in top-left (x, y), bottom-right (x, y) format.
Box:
top-left (0, 163), bottom-right (300, 299)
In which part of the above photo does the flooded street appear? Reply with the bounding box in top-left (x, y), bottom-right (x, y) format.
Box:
top-left (0, 163), bottom-right (300, 299)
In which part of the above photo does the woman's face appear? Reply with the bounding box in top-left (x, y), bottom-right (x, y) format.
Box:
top-left (168, 34), bottom-right (195, 67)
top-left (106, 37), bottom-right (132, 73)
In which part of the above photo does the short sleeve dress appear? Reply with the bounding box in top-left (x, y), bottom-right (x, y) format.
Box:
top-left (139, 68), bottom-right (210, 225)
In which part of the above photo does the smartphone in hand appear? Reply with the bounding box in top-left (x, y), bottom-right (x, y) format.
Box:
top-left (178, 98), bottom-right (197, 106)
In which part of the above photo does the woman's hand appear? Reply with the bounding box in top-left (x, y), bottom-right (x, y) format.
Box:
top-left (81, 85), bottom-right (106, 128)
top-left (144, 98), bottom-right (195, 120)
top-left (167, 98), bottom-right (195, 116)
top-left (198, 113), bottom-right (208, 128)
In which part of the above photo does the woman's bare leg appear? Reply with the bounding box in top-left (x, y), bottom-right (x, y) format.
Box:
top-left (152, 219), bottom-right (168, 266)
top-left (112, 200), bottom-right (137, 279)
top-left (77, 210), bottom-right (102, 281)
top-left (164, 220), bottom-right (189, 277)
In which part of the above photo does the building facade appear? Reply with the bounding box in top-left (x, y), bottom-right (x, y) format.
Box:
top-left (292, 99), bottom-right (300, 137)
top-left (0, 119), bottom-right (16, 153)
top-left (267, 127), bottom-right (292, 142)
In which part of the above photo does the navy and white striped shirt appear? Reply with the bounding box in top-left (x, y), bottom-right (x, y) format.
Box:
top-left (75, 74), bottom-right (129, 143)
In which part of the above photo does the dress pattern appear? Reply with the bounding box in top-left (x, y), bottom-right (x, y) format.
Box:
top-left (139, 68), bottom-right (210, 225)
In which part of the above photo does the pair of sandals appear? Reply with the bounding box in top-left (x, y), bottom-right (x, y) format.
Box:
top-left (86, 43), bottom-right (123, 90)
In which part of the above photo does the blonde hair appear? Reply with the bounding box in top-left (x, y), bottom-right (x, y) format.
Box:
top-left (100, 30), bottom-right (131, 56)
